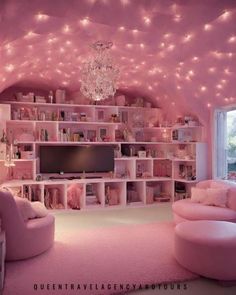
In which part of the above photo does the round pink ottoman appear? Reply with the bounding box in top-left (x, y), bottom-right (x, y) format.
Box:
top-left (174, 220), bottom-right (236, 281)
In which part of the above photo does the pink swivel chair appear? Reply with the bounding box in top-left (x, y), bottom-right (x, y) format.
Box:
top-left (0, 191), bottom-right (55, 261)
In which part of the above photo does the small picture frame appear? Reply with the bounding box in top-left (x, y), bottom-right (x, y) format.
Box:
top-left (97, 109), bottom-right (105, 121)
top-left (99, 127), bottom-right (107, 141)
top-left (86, 130), bottom-right (97, 142)
top-left (120, 110), bottom-right (129, 124)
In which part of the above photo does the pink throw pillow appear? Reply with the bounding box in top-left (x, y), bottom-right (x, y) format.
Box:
top-left (203, 188), bottom-right (228, 208)
top-left (31, 202), bottom-right (48, 218)
top-left (191, 187), bottom-right (208, 203)
top-left (67, 184), bottom-right (82, 209)
top-left (196, 180), bottom-right (212, 189)
top-left (210, 180), bottom-right (231, 189)
top-left (14, 197), bottom-right (36, 221)
top-left (227, 187), bottom-right (236, 211)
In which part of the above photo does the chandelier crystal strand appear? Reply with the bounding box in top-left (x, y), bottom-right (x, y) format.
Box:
top-left (80, 41), bottom-right (119, 101)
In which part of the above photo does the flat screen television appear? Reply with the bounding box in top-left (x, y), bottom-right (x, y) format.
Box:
top-left (39, 145), bottom-right (114, 174)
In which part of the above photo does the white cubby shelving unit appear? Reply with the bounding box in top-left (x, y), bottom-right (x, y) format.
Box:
top-left (0, 100), bottom-right (208, 210)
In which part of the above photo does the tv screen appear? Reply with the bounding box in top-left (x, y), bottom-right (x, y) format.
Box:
top-left (39, 145), bottom-right (114, 174)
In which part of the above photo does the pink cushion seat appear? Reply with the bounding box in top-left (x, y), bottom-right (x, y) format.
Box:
top-left (174, 220), bottom-right (236, 280)
top-left (172, 199), bottom-right (236, 222)
top-left (0, 191), bottom-right (55, 261)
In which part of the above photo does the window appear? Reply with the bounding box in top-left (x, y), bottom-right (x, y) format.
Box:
top-left (227, 110), bottom-right (236, 180)
top-left (214, 108), bottom-right (236, 180)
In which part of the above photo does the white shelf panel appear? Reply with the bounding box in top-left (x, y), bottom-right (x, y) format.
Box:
top-left (1, 176), bottom-right (173, 186)
top-left (119, 141), bottom-right (200, 144)
top-left (132, 127), bottom-right (172, 130)
top-left (0, 159), bottom-right (35, 162)
top-left (14, 141), bottom-right (202, 145)
top-left (115, 157), bottom-right (169, 160)
top-left (129, 126), bottom-right (202, 130)
top-left (172, 125), bottom-right (203, 129)
top-left (15, 141), bottom-right (36, 145)
top-left (15, 141), bottom-right (121, 145)
top-left (115, 157), bottom-right (135, 160)
top-left (7, 120), bottom-right (34, 124)
top-left (173, 179), bottom-right (197, 183)
top-left (172, 158), bottom-right (196, 162)
top-left (144, 177), bottom-right (172, 181)
top-left (8, 120), bottom-right (122, 126)
top-left (2, 101), bottom-right (160, 111)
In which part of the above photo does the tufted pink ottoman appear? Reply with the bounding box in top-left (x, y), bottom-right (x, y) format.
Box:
top-left (174, 220), bottom-right (236, 281)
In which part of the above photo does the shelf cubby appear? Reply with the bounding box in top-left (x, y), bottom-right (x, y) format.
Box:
top-left (6, 120), bottom-right (35, 142)
top-left (127, 181), bottom-right (145, 205)
top-left (22, 184), bottom-right (44, 202)
top-left (105, 181), bottom-right (126, 207)
top-left (136, 159), bottom-right (153, 178)
top-left (153, 159), bottom-right (172, 178)
top-left (66, 183), bottom-right (84, 210)
top-left (12, 161), bottom-right (34, 180)
top-left (174, 180), bottom-right (195, 201)
top-left (115, 158), bottom-right (136, 179)
top-left (95, 106), bottom-right (119, 123)
top-left (44, 184), bottom-right (66, 209)
top-left (146, 180), bottom-right (172, 204)
top-left (85, 182), bottom-right (104, 208)
top-left (35, 121), bottom-right (58, 142)
top-left (173, 160), bottom-right (196, 182)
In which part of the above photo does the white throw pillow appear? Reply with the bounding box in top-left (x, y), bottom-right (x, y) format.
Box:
top-left (203, 188), bottom-right (228, 208)
top-left (191, 187), bottom-right (208, 203)
top-left (14, 197), bottom-right (37, 221)
top-left (31, 202), bottom-right (48, 218)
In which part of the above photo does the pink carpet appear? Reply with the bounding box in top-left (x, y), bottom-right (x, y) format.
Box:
top-left (4, 222), bottom-right (198, 295)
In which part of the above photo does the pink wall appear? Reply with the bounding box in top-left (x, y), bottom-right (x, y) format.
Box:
top-left (1, 0), bottom-right (236, 177)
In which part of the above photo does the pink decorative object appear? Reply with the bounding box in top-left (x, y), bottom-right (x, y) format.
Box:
top-left (50, 188), bottom-right (59, 209)
top-left (0, 191), bottom-right (54, 261)
top-left (31, 202), bottom-right (48, 218)
top-left (203, 188), bottom-right (228, 207)
top-left (191, 187), bottom-right (208, 203)
top-left (174, 220), bottom-right (236, 280)
top-left (14, 197), bottom-right (36, 221)
top-left (228, 187), bottom-right (236, 211)
top-left (67, 184), bottom-right (82, 209)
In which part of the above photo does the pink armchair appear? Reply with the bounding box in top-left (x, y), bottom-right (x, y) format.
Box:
top-left (0, 191), bottom-right (55, 261)
top-left (172, 180), bottom-right (236, 224)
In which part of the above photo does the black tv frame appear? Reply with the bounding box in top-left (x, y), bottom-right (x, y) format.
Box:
top-left (39, 145), bottom-right (115, 175)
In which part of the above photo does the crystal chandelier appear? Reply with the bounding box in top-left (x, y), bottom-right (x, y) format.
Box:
top-left (80, 41), bottom-right (119, 101)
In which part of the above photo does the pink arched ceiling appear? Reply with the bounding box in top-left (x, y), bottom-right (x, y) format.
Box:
top-left (0, 0), bottom-right (236, 123)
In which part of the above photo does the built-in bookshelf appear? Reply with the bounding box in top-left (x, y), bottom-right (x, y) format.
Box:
top-left (0, 101), bottom-right (207, 210)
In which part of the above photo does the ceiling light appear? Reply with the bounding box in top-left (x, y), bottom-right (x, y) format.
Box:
top-left (80, 41), bottom-right (119, 101)
top-left (204, 24), bottom-right (212, 31)
top-left (35, 12), bottom-right (49, 21)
